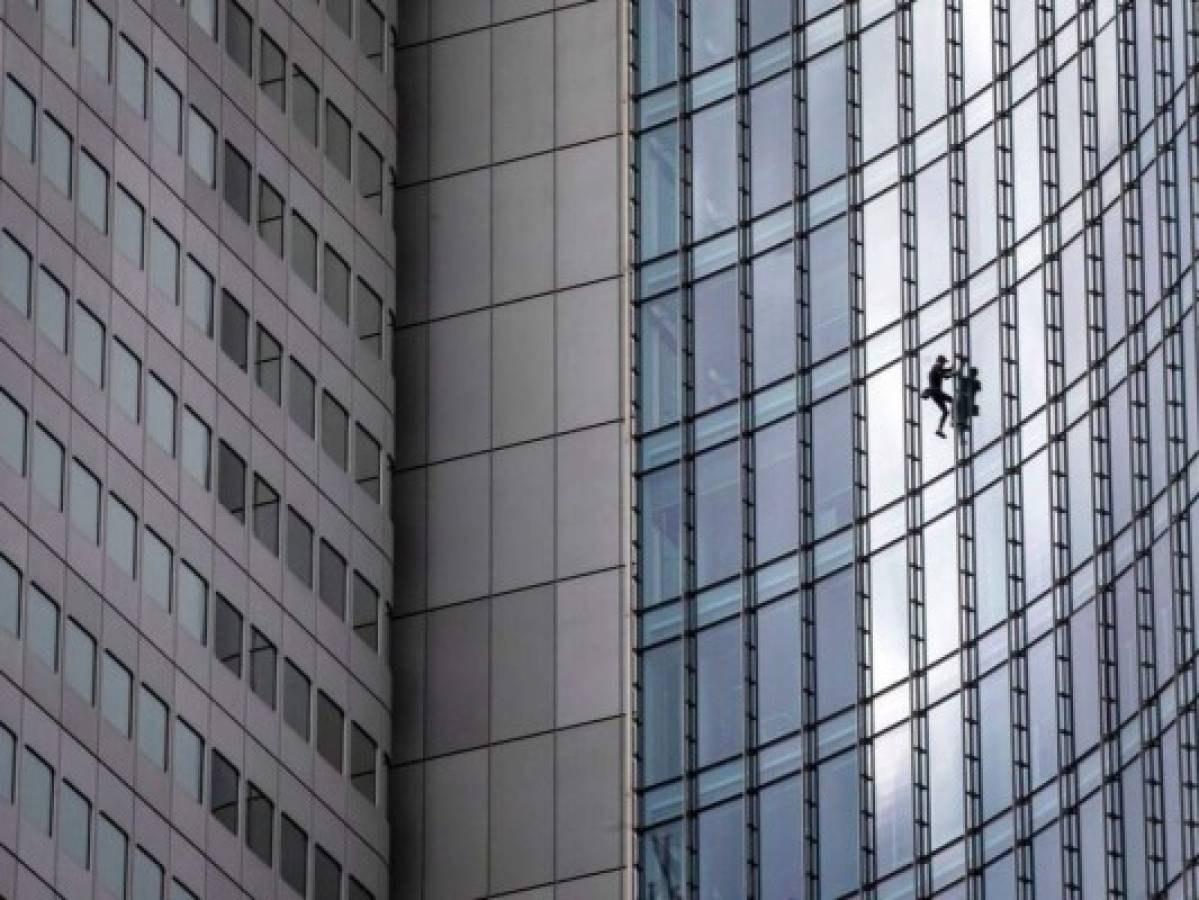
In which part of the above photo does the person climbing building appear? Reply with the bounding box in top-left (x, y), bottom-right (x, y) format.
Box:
top-left (921, 354), bottom-right (958, 439)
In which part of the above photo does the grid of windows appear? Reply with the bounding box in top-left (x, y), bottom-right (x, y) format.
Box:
top-left (633, 2), bottom-right (1199, 898)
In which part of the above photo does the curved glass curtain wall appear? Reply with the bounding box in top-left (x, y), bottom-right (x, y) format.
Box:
top-left (632, 0), bottom-right (1199, 897)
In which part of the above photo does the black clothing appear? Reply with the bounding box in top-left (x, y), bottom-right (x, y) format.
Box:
top-left (924, 361), bottom-right (956, 436)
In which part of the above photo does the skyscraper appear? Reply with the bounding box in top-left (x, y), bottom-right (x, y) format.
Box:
top-left (633, 0), bottom-right (1199, 898)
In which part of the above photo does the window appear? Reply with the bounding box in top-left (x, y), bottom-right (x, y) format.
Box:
top-left (0, 393), bottom-right (25, 476)
top-left (286, 507), bottom-right (313, 587)
top-left (37, 268), bottom-right (68, 352)
top-left (111, 338), bottom-right (140, 421)
top-left (134, 848), bottom-right (163, 900)
top-left (117, 37), bottom-right (147, 116)
top-left (146, 375), bottom-right (176, 455)
top-left (21, 749), bottom-right (53, 835)
top-left (0, 726), bottom-right (12, 803)
top-left (28, 585), bottom-right (60, 671)
top-left (74, 303), bottom-right (105, 386)
top-left (210, 750), bottom-right (238, 834)
top-left (190, 0), bottom-right (216, 38)
top-left (291, 212), bottom-right (318, 290)
top-left (260, 33), bottom-right (286, 110)
top-left (32, 426), bottom-right (64, 509)
top-left (288, 358), bottom-right (315, 436)
top-left (254, 325), bottom-right (281, 403)
top-left (319, 540), bottom-right (346, 618)
top-left (106, 493), bottom-right (137, 577)
top-left (115, 187), bottom-right (145, 268)
top-left (223, 141), bottom-right (252, 222)
top-left (47, 0), bottom-right (76, 43)
top-left (42, 114), bottom-right (72, 197)
top-left (0, 232), bottom-right (32, 316)
top-left (213, 593), bottom-right (242, 677)
top-left (349, 878), bottom-right (374, 900)
top-left (172, 880), bottom-right (200, 900)
top-left (182, 408), bottom-right (211, 488)
top-left (321, 392), bottom-right (349, 469)
top-left (249, 627), bottom-right (276, 708)
top-left (61, 781), bottom-right (91, 868)
top-left (101, 651), bottom-right (132, 736)
top-left (143, 528), bottom-right (172, 611)
top-left (355, 425), bottom-right (380, 501)
top-left (0, 555), bottom-right (20, 636)
top-left (64, 619), bottom-right (96, 703)
top-left (257, 176), bottom-right (284, 256)
top-left (185, 256), bottom-right (214, 335)
top-left (358, 135), bottom-right (382, 212)
top-left (3, 77), bottom-right (35, 162)
top-left (280, 815), bottom-right (307, 895)
top-left (359, 0), bottom-right (384, 68)
top-left (187, 108), bottom-right (217, 186)
top-left (78, 151), bottom-right (109, 232)
top-left (328, 0), bottom-right (350, 35)
top-left (350, 723), bottom-right (376, 802)
top-left (316, 691), bottom-right (344, 771)
top-left (323, 245), bottom-right (349, 321)
top-left (137, 685), bottom-right (168, 769)
top-left (325, 101), bottom-right (351, 178)
top-left (293, 67), bottom-right (319, 146)
top-left (178, 562), bottom-right (207, 644)
top-left (152, 72), bottom-right (182, 153)
top-left (70, 460), bottom-right (101, 543)
top-left (314, 845), bottom-right (341, 900)
top-left (174, 718), bottom-right (203, 800)
top-left (252, 475), bottom-right (279, 555)
top-left (245, 783), bottom-right (273, 865)
top-left (283, 658), bottom-right (310, 739)
top-left (97, 815), bottom-right (127, 898)
top-left (356, 279), bottom-right (383, 359)
top-left (352, 573), bottom-right (378, 651)
top-left (217, 441), bottom-right (246, 521)
top-left (81, 1), bottom-right (111, 80)
top-left (151, 222), bottom-right (180, 301)
top-left (220, 290), bottom-right (249, 369)
top-left (225, 0), bottom-right (253, 75)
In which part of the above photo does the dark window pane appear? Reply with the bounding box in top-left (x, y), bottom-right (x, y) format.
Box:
top-left (223, 142), bottom-right (251, 221)
top-left (350, 723), bottom-right (376, 802)
top-left (0, 726), bottom-right (13, 803)
top-left (219, 290), bottom-right (249, 369)
top-left (252, 475), bottom-right (279, 554)
top-left (260, 33), bottom-right (286, 110)
top-left (359, 0), bottom-right (383, 67)
top-left (283, 658), bottom-right (311, 740)
top-left (245, 782), bottom-right (273, 865)
top-left (356, 279), bottom-right (383, 358)
top-left (288, 358), bottom-right (315, 436)
top-left (174, 717), bottom-right (203, 801)
top-left (325, 100), bottom-right (350, 177)
top-left (179, 562), bottom-right (208, 644)
top-left (357, 135), bottom-right (382, 211)
top-left (0, 555), bottom-right (18, 637)
top-left (321, 392), bottom-right (348, 469)
top-left (182, 409), bottom-right (211, 489)
top-left (249, 627), bottom-right (276, 709)
top-left (352, 572), bottom-right (378, 651)
top-left (323, 245), bottom-right (350, 321)
top-left (209, 750), bottom-right (238, 834)
top-left (280, 815), bottom-right (307, 894)
top-left (693, 267), bottom-right (738, 411)
top-left (354, 424), bottom-right (380, 501)
top-left (314, 846), bottom-right (341, 900)
top-left (217, 441), bottom-right (246, 521)
top-left (348, 878), bottom-right (374, 900)
top-left (185, 256), bottom-right (214, 336)
top-left (291, 212), bottom-right (318, 290)
top-left (319, 540), bottom-right (346, 618)
top-left (287, 507), bottom-right (313, 587)
top-left (213, 593), bottom-right (243, 677)
top-left (316, 691), bottom-right (344, 771)
top-left (293, 68), bottom-right (319, 146)
top-left (257, 176), bottom-right (284, 256)
top-left (0, 391), bottom-right (26, 477)
top-left (225, 0), bottom-right (253, 74)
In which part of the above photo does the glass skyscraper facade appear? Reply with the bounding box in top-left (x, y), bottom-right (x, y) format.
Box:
top-left (634, 0), bottom-right (1199, 897)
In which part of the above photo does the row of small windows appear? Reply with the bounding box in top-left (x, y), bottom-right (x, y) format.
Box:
top-left (0, 387), bottom-right (387, 657)
top-left (0, 225), bottom-right (390, 512)
top-left (0, 720), bottom-right (375, 899)
top-left (0, 551), bottom-right (385, 807)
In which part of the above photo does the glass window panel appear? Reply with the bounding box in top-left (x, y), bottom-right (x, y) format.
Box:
top-left (225, 0), bottom-right (253, 74)
top-left (186, 109), bottom-right (216, 186)
top-left (966, 125), bottom-right (997, 270)
top-left (697, 618), bottom-right (743, 766)
top-left (759, 777), bottom-right (801, 898)
top-left (0, 726), bottom-right (12, 804)
top-left (325, 100), bottom-right (351, 178)
top-left (1067, 419), bottom-right (1094, 564)
top-left (0, 392), bottom-right (26, 477)
top-left (3, 77), bottom-right (35, 162)
top-left (928, 696), bottom-right (964, 847)
top-left (973, 480), bottom-right (1006, 630)
top-left (352, 573), bottom-right (378, 650)
top-left (864, 188), bottom-right (900, 333)
top-left (210, 750), bottom-right (238, 834)
top-left (806, 47), bottom-right (846, 189)
top-left (1071, 601), bottom-right (1100, 753)
top-left (287, 507), bottom-right (314, 587)
top-left (698, 799), bottom-right (743, 899)
top-left (47, 0), bottom-right (75, 43)
top-left (133, 848), bottom-right (163, 900)
top-left (182, 408), bottom-right (211, 489)
top-left (219, 290), bottom-right (248, 370)
top-left (245, 783), bottom-right (273, 865)
top-left (37, 267), bottom-right (68, 352)
top-left (152, 72), bottom-right (181, 152)
top-left (146, 375), bottom-right (175, 456)
top-left (117, 37), bottom-right (147, 116)
top-left (316, 691), bottom-right (344, 771)
top-left (812, 391), bottom-right (852, 536)
top-left (319, 540), bottom-right (347, 618)
top-left (314, 846), bottom-right (341, 900)
top-left (638, 0), bottom-right (675, 91)
top-left (815, 568), bottom-right (855, 717)
top-left (172, 879), bottom-right (199, 900)
top-left (111, 339), bottom-right (140, 421)
top-left (917, 160), bottom-right (950, 302)
top-left (922, 513), bottom-right (958, 662)
top-left (101, 651), bottom-right (132, 736)
top-left (870, 542), bottom-right (908, 691)
top-left (640, 640), bottom-right (681, 785)
top-left (692, 100), bottom-right (737, 240)
top-left (695, 442), bottom-right (740, 587)
top-left (358, 135), bottom-right (383, 211)
top-left (257, 176), bottom-right (284, 256)
top-left (693, 267), bottom-right (739, 412)
top-left (861, 18), bottom-right (897, 160)
top-left (0, 232), bottom-right (32, 316)
top-left (809, 217), bottom-right (849, 359)
top-left (61, 781), bottom-right (91, 868)
top-left (213, 593), bottom-right (242, 677)
top-left (70, 459), bottom-right (102, 543)
top-left (359, 0), bottom-right (384, 67)
top-left (42, 114), bottom-right (72, 197)
top-left (912, 0), bottom-right (946, 130)
top-left (328, 0), bottom-right (351, 35)
top-left (757, 597), bottom-right (800, 744)
top-left (81, 0), bottom-right (111, 79)
top-left (136, 685), bottom-right (167, 769)
top-left (106, 493), bottom-right (137, 577)
top-left (356, 279), bottom-right (383, 358)
top-left (281, 815), bottom-right (308, 894)
top-left (249, 627), bottom-right (276, 708)
top-left (961, 0), bottom-right (992, 94)
top-left (283, 658), bottom-right (311, 740)
top-left (350, 723), bottom-right (376, 801)
top-left (97, 815), bottom-right (127, 897)
top-left (1057, 58), bottom-right (1081, 202)
top-left (185, 256), bottom-right (214, 336)
top-left (291, 212), bottom-right (318, 290)
top-left (979, 666), bottom-right (1011, 819)
top-left (178, 562), bottom-right (207, 644)
top-left (115, 187), bottom-right (144, 267)
top-left (78, 151), bottom-right (109, 233)
top-left (819, 751), bottom-right (859, 898)
top-left (754, 417), bottom-right (797, 563)
top-left (254, 325), bottom-right (281, 403)
top-left (289, 358), bottom-right (316, 436)
top-left (1027, 636), bottom-right (1057, 787)
top-left (0, 555), bottom-right (20, 637)
top-left (64, 618), bottom-right (96, 703)
top-left (260, 33), bottom-right (286, 110)
top-left (293, 68), bottom-right (319, 146)
top-left (20, 750), bottom-right (52, 835)
top-left (639, 466), bottom-right (681, 608)
top-left (691, 0), bottom-right (734, 70)
top-left (637, 292), bottom-right (680, 431)
top-left (28, 584), bottom-right (60, 671)
top-left (355, 425), bottom-right (380, 501)
top-left (223, 142), bottom-right (252, 221)
top-left (321, 392), bottom-right (349, 469)
top-left (190, 0), bottom-right (215, 37)
top-left (323, 245), bottom-right (350, 321)
top-left (867, 363), bottom-right (903, 512)
top-left (638, 122), bottom-right (679, 260)
top-left (875, 723), bottom-right (913, 874)
top-left (32, 426), bottom-right (64, 510)
top-left (143, 528), bottom-right (171, 611)
top-left (174, 718), bottom-right (203, 800)
top-left (751, 242), bottom-right (795, 388)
